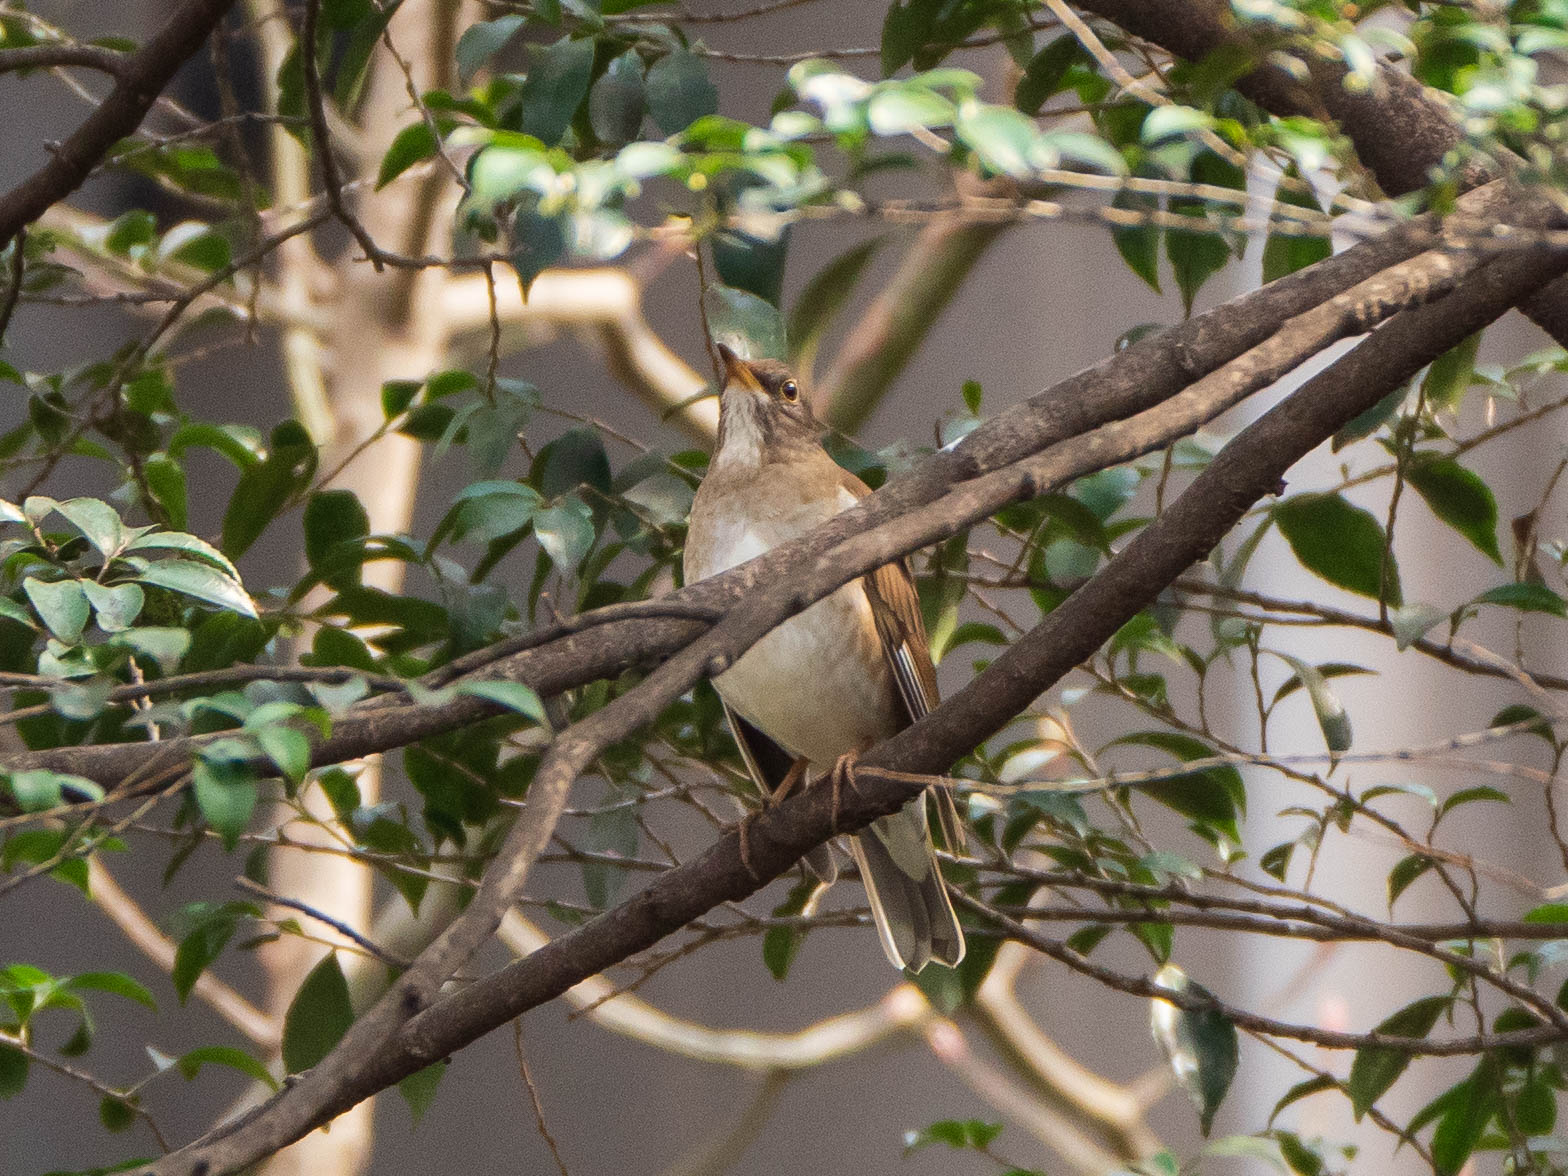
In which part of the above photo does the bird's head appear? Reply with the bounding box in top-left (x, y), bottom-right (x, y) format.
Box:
top-left (712, 343), bottom-right (820, 468)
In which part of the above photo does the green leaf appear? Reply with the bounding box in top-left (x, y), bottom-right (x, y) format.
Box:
top-left (1150, 965), bottom-right (1238, 1135)
top-left (135, 560), bottom-right (257, 618)
top-left (176, 1045), bottom-right (278, 1091)
top-left (511, 206), bottom-right (568, 295)
top-left (589, 50), bottom-right (646, 145)
top-left (0, 1042), bottom-right (26, 1097)
top-left (955, 103), bottom-right (1039, 177)
top-left (1404, 456), bottom-right (1501, 565)
top-left (762, 875), bottom-right (819, 981)
top-left (1112, 189), bottom-right (1161, 293)
top-left (704, 283), bottom-right (787, 361)
top-left (1268, 652), bottom-right (1351, 754)
top-left (1108, 731), bottom-right (1243, 841)
top-left (81, 581), bottom-right (144, 633)
top-left (1387, 854), bottom-right (1432, 910)
top-left (23, 578), bottom-right (90, 644)
top-left (193, 756), bottom-right (258, 850)
top-left (143, 455), bottom-right (189, 530)
top-left (398, 1059), bottom-right (447, 1125)
top-left (1015, 35), bottom-right (1089, 115)
top-left (1332, 385), bottom-right (1406, 452)
top-left (256, 725), bottom-right (312, 785)
top-left (1268, 1075), bottom-right (1337, 1125)
top-left (455, 14), bottom-right (524, 86)
top-left (647, 49), bottom-right (717, 134)
top-left (452, 680), bottom-right (547, 723)
top-left (532, 428), bottom-right (611, 499)
top-left (1262, 228), bottom-right (1331, 284)
top-left (377, 121), bottom-right (439, 189)
top-left (125, 530), bottom-right (242, 579)
top-left (221, 424), bottom-right (316, 559)
top-left (1473, 582), bottom-right (1567, 616)
top-left (533, 495), bottom-right (595, 575)
top-left (582, 801), bottom-right (638, 908)
top-left (99, 1095), bottom-right (137, 1132)
top-left (5, 768), bottom-right (102, 812)
top-left (519, 36), bottom-right (595, 146)
top-left (304, 490), bottom-right (370, 573)
top-left (1431, 1056), bottom-right (1499, 1176)
top-left (281, 953), bottom-right (355, 1074)
top-left (1346, 994), bottom-right (1450, 1119)
top-left (54, 498), bottom-right (125, 558)
top-left (1421, 331), bottom-right (1481, 414)
top-left (1274, 493), bottom-right (1400, 605)
top-left (65, 972), bottom-right (156, 1009)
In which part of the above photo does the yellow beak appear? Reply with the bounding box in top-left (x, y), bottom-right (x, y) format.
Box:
top-left (716, 342), bottom-right (764, 393)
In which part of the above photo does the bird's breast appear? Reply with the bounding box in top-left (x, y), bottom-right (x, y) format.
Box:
top-left (684, 479), bottom-right (899, 767)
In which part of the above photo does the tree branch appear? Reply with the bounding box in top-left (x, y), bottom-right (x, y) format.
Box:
top-left (0, 0), bottom-right (239, 249)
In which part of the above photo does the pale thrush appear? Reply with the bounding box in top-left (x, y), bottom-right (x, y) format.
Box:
top-left (683, 345), bottom-right (965, 972)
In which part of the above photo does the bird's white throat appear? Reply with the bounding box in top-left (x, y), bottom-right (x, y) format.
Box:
top-left (712, 388), bottom-right (764, 470)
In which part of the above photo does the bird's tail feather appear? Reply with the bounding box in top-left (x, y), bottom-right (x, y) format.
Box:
top-left (849, 802), bottom-right (964, 972)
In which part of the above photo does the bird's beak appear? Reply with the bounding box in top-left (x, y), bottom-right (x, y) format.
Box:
top-left (716, 343), bottom-right (765, 394)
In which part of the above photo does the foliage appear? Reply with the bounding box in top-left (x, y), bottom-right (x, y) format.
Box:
top-left (2, 1), bottom-right (1568, 1174)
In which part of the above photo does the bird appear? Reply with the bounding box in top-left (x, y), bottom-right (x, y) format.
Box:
top-left (682, 343), bottom-right (965, 972)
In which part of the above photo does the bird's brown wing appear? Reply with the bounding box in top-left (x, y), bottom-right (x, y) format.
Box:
top-left (841, 473), bottom-right (967, 852)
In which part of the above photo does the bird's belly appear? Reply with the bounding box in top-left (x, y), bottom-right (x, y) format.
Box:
top-left (714, 584), bottom-right (898, 769)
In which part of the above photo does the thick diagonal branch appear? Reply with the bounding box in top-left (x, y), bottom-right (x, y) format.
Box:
top-left (0, 0), bottom-right (238, 248)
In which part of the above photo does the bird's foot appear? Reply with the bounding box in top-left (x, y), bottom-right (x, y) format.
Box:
top-left (735, 809), bottom-right (764, 883)
top-left (827, 750), bottom-right (862, 835)
top-left (771, 756), bottom-right (810, 805)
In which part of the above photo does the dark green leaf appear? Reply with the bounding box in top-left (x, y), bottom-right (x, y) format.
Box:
top-left (281, 953), bottom-right (355, 1074)
top-left (99, 1095), bottom-right (136, 1132)
top-left (455, 14), bottom-right (525, 86)
top-left (193, 757), bottom-right (258, 850)
top-left (1112, 189), bottom-right (1161, 293)
top-left (1421, 331), bottom-right (1481, 414)
top-left (532, 428), bottom-right (611, 499)
top-left (398, 1059), bottom-right (447, 1125)
top-left (1109, 731), bottom-right (1243, 840)
top-left (1404, 456), bottom-right (1501, 565)
top-left (65, 972), bottom-right (156, 1009)
top-left (1346, 995), bottom-right (1450, 1119)
top-left (177, 1045), bottom-right (278, 1090)
top-left (647, 49), bottom-right (717, 134)
top-left (519, 36), bottom-right (595, 146)
top-left (0, 1043), bottom-right (25, 1097)
top-left (1262, 228), bottom-right (1330, 284)
top-left (377, 122), bottom-right (439, 189)
top-left (1431, 1057), bottom-right (1499, 1176)
top-left (1275, 493), bottom-right (1400, 605)
top-left (222, 425), bottom-right (316, 558)
top-left (511, 207), bottom-right (568, 295)
top-left (1268, 1075), bottom-right (1337, 1125)
top-left (1332, 385), bottom-right (1406, 452)
top-left (1016, 35), bottom-right (1090, 115)
top-left (589, 51), bottom-right (646, 145)
top-left (304, 490), bottom-right (370, 574)
top-left (1473, 582), bottom-right (1566, 616)
top-left (1387, 854), bottom-right (1432, 910)
top-left (1150, 965), bottom-right (1238, 1135)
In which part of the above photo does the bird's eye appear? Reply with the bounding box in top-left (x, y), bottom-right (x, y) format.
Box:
top-left (780, 380), bottom-right (799, 403)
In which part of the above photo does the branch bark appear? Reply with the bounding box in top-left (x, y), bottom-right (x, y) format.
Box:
top-left (0, 0), bottom-right (238, 248)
